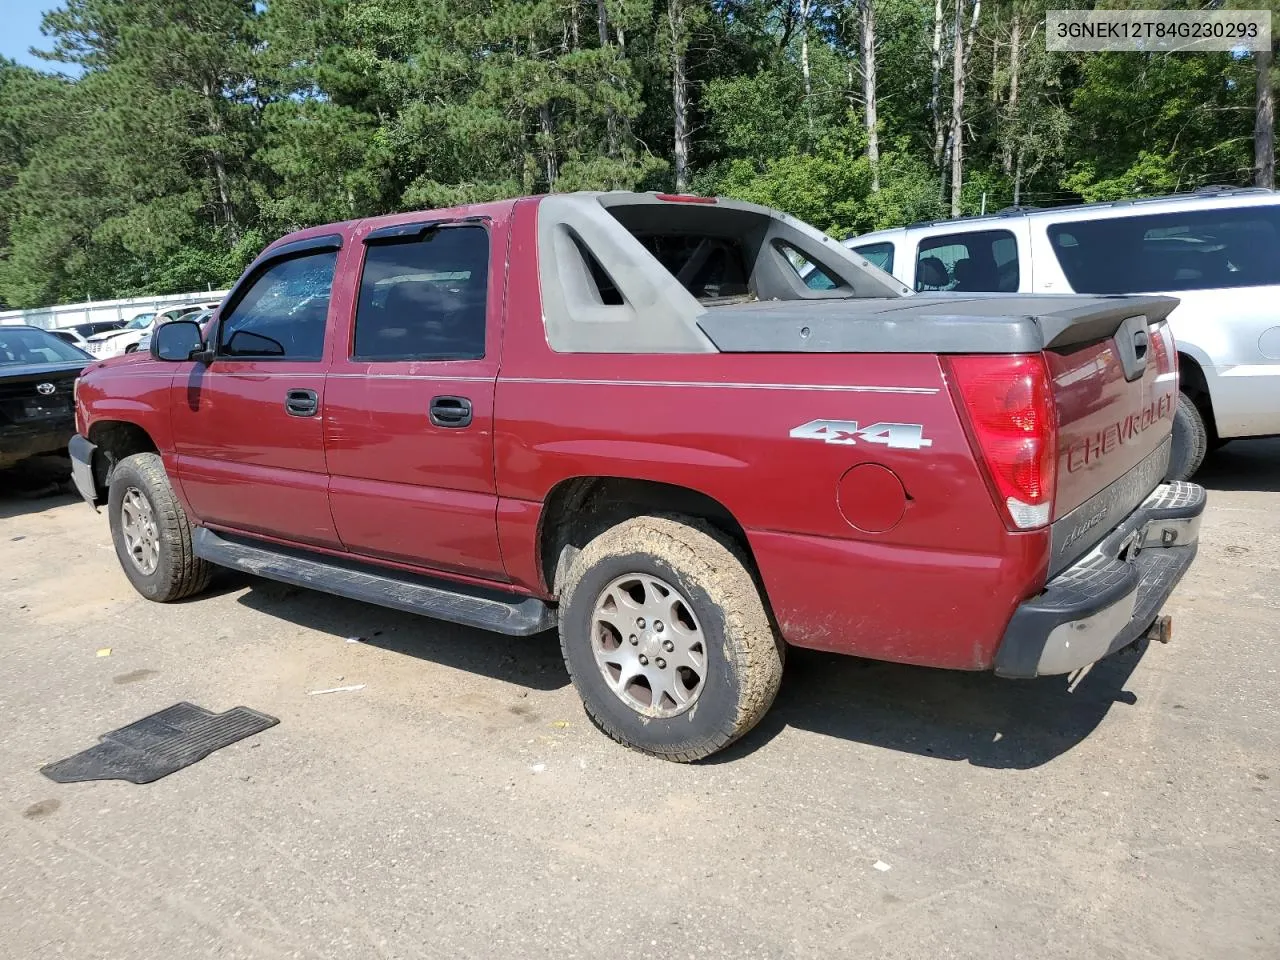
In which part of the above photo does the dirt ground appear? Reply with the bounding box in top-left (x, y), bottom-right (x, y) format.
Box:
top-left (1, 445), bottom-right (1277, 959)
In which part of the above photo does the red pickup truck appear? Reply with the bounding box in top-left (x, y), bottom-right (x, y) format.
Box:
top-left (70, 192), bottom-right (1205, 760)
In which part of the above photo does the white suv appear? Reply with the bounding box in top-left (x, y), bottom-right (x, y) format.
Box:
top-left (837, 187), bottom-right (1280, 478)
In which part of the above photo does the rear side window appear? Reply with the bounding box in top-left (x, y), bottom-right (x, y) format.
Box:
top-left (1048, 206), bottom-right (1280, 294)
top-left (915, 229), bottom-right (1019, 293)
top-left (219, 251), bottom-right (337, 360)
top-left (853, 241), bottom-right (895, 274)
top-left (354, 226), bottom-right (489, 361)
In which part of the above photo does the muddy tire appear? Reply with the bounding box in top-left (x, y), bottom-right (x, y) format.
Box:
top-left (107, 452), bottom-right (213, 602)
top-left (557, 515), bottom-right (784, 761)
top-left (1167, 391), bottom-right (1208, 481)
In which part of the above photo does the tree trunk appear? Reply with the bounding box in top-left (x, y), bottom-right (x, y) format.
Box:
top-left (860, 0), bottom-right (879, 191)
top-left (669, 0), bottom-right (690, 191)
top-left (539, 103), bottom-right (558, 189)
top-left (949, 0), bottom-right (980, 218)
top-left (1256, 45), bottom-right (1275, 188)
top-left (931, 0), bottom-right (945, 167)
top-left (799, 0), bottom-right (813, 142)
top-left (1013, 149), bottom-right (1023, 207)
top-left (201, 78), bottom-right (237, 242)
top-left (1002, 12), bottom-right (1021, 175)
top-left (596, 0), bottom-right (619, 157)
top-left (949, 1), bottom-right (965, 217)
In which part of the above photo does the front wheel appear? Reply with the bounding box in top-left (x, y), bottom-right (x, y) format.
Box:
top-left (557, 515), bottom-right (784, 761)
top-left (107, 452), bottom-right (213, 601)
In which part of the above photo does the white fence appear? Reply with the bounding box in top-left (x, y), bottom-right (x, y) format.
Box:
top-left (0, 289), bottom-right (229, 330)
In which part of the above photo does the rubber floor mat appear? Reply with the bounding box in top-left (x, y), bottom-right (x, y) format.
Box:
top-left (41, 702), bottom-right (279, 784)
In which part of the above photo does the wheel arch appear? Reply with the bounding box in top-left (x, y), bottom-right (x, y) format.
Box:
top-left (1176, 350), bottom-right (1220, 439)
top-left (537, 476), bottom-right (760, 598)
top-left (85, 419), bottom-right (160, 499)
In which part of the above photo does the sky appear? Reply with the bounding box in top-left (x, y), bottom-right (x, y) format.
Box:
top-left (2, 0), bottom-right (65, 71)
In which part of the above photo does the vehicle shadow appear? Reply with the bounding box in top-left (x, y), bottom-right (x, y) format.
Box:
top-left (230, 567), bottom-right (1143, 764)
top-left (234, 580), bottom-right (570, 692)
top-left (715, 639), bottom-right (1148, 770)
top-left (1196, 437), bottom-right (1280, 493)
top-left (0, 456), bottom-right (80, 520)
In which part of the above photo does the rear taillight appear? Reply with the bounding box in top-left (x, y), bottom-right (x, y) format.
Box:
top-left (946, 354), bottom-right (1058, 531)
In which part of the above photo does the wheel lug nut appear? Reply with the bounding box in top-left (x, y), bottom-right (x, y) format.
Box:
top-left (639, 654), bottom-right (648, 665)
top-left (656, 658), bottom-right (666, 669)
top-left (636, 618), bottom-right (646, 629)
top-left (654, 621), bottom-right (664, 632)
top-left (663, 640), bottom-right (674, 652)
top-left (629, 635), bottom-right (638, 645)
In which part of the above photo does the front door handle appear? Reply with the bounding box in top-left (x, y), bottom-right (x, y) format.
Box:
top-left (429, 395), bottom-right (473, 428)
top-left (285, 388), bottom-right (318, 417)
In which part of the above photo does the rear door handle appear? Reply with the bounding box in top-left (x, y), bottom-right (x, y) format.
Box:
top-left (285, 388), bottom-right (318, 417)
top-left (430, 395), bottom-right (473, 428)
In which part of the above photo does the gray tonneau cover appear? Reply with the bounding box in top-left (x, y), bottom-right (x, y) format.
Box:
top-left (697, 293), bottom-right (1180, 354)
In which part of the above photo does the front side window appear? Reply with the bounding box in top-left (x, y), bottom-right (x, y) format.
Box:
top-left (354, 225), bottom-right (489, 361)
top-left (1048, 206), bottom-right (1280, 294)
top-left (218, 250), bottom-right (338, 360)
top-left (853, 241), bottom-right (895, 274)
top-left (915, 229), bottom-right (1020, 293)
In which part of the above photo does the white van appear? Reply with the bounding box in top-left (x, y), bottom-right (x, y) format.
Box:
top-left (836, 187), bottom-right (1280, 478)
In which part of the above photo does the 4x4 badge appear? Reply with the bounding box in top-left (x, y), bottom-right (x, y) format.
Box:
top-left (790, 419), bottom-right (933, 450)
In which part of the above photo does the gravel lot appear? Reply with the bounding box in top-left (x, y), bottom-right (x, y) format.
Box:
top-left (1, 444), bottom-right (1277, 960)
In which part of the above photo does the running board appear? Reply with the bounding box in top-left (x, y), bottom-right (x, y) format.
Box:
top-left (193, 527), bottom-right (556, 636)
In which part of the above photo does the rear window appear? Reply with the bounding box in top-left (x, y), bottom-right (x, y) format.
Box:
top-left (0, 327), bottom-right (91, 365)
top-left (915, 229), bottom-right (1019, 292)
top-left (1048, 206), bottom-right (1280, 293)
top-left (853, 241), bottom-right (895, 274)
top-left (630, 234), bottom-right (750, 302)
top-left (354, 225), bottom-right (489, 361)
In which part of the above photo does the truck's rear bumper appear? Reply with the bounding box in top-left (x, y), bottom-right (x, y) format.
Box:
top-left (994, 481), bottom-right (1206, 678)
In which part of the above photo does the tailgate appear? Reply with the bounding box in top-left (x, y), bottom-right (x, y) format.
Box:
top-left (1045, 306), bottom-right (1179, 575)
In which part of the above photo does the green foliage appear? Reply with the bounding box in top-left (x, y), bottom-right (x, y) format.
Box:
top-left (0, 0), bottom-right (1274, 308)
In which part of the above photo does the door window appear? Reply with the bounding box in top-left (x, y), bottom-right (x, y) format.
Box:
top-left (852, 241), bottom-right (895, 274)
top-left (915, 229), bottom-right (1019, 292)
top-left (218, 251), bottom-right (338, 360)
top-left (354, 226), bottom-right (489, 361)
top-left (1048, 206), bottom-right (1280, 293)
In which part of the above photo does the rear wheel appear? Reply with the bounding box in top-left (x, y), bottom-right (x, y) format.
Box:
top-left (107, 453), bottom-right (212, 602)
top-left (557, 515), bottom-right (784, 761)
top-left (1167, 391), bottom-right (1208, 481)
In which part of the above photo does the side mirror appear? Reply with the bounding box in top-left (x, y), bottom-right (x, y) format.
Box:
top-left (151, 320), bottom-right (205, 362)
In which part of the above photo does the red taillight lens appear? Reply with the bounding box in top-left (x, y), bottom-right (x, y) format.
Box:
top-left (946, 354), bottom-right (1058, 530)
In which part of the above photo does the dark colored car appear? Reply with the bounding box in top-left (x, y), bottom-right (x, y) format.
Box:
top-left (0, 326), bottom-right (92, 470)
top-left (71, 320), bottom-right (129, 338)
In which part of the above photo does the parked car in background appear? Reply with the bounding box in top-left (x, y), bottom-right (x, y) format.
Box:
top-left (838, 187), bottom-right (1280, 479)
top-left (70, 191), bottom-right (1204, 760)
top-left (137, 308), bottom-right (214, 354)
top-left (84, 303), bottom-right (220, 359)
top-left (70, 319), bottom-right (128, 339)
top-left (0, 326), bottom-right (91, 470)
top-left (49, 327), bottom-right (95, 352)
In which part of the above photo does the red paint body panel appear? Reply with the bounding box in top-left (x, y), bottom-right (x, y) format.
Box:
top-left (169, 361), bottom-right (339, 547)
top-left (74, 193), bottom-right (1163, 674)
top-left (321, 209), bottom-right (510, 579)
top-left (1049, 331), bottom-right (1178, 519)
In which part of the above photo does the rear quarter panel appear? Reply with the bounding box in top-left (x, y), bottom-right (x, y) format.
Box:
top-left (496, 202), bottom-right (1047, 670)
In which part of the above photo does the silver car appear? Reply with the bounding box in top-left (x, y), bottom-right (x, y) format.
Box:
top-left (837, 186), bottom-right (1280, 478)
